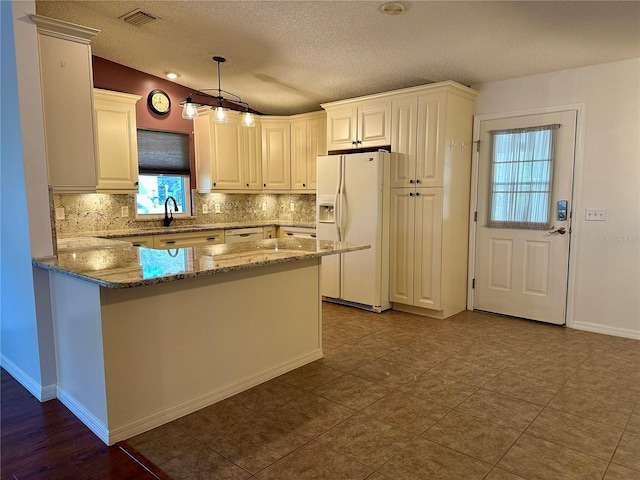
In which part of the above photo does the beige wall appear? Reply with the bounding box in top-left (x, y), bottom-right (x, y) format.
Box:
top-left (472, 58), bottom-right (640, 339)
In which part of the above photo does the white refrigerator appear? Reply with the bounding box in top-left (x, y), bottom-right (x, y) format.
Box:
top-left (316, 151), bottom-right (390, 312)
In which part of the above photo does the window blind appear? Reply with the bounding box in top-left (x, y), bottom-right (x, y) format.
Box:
top-left (137, 129), bottom-right (190, 175)
top-left (487, 124), bottom-right (560, 230)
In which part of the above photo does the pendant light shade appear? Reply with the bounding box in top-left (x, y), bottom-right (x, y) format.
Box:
top-left (179, 56), bottom-right (255, 127)
top-left (241, 111), bottom-right (256, 128)
top-left (181, 97), bottom-right (199, 120)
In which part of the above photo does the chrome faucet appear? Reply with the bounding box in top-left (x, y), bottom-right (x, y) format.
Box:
top-left (164, 196), bottom-right (179, 227)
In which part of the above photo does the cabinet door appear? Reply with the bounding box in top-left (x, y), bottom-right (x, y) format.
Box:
top-left (326, 106), bottom-right (357, 151)
top-left (389, 188), bottom-right (416, 305)
top-left (306, 115), bottom-right (326, 189)
top-left (413, 188), bottom-right (443, 310)
top-left (240, 122), bottom-right (262, 190)
top-left (38, 34), bottom-right (97, 192)
top-left (416, 93), bottom-right (445, 187)
top-left (193, 114), bottom-right (213, 192)
top-left (290, 119), bottom-right (308, 189)
top-left (261, 121), bottom-right (291, 189)
top-left (390, 97), bottom-right (417, 188)
top-left (211, 116), bottom-right (243, 189)
top-left (358, 100), bottom-right (391, 148)
top-left (93, 90), bottom-right (140, 193)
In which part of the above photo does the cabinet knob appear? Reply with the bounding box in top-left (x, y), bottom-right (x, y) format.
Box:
top-left (352, 141), bottom-right (357, 145)
top-left (246, 183), bottom-right (249, 187)
top-left (409, 180), bottom-right (414, 184)
top-left (409, 192), bottom-right (414, 197)
top-left (416, 192), bottom-right (421, 196)
top-left (263, 183), bottom-right (267, 187)
top-left (213, 182), bottom-right (217, 187)
top-left (416, 179), bottom-right (421, 184)
top-left (135, 181), bottom-right (139, 186)
top-left (302, 183), bottom-right (306, 187)
top-left (357, 140), bottom-right (362, 144)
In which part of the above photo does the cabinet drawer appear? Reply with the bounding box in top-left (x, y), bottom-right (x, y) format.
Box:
top-left (153, 230), bottom-right (224, 249)
top-left (112, 235), bottom-right (154, 248)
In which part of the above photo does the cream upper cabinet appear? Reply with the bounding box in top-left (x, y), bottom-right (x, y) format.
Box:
top-left (323, 99), bottom-right (391, 151)
top-left (291, 111), bottom-right (326, 190)
top-left (261, 118), bottom-right (291, 190)
top-left (32, 14), bottom-right (99, 193)
top-left (388, 82), bottom-right (477, 319)
top-left (93, 89), bottom-right (141, 193)
top-left (193, 110), bottom-right (261, 192)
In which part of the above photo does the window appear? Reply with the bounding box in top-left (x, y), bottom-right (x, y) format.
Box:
top-left (136, 129), bottom-right (191, 216)
top-left (487, 124), bottom-right (560, 229)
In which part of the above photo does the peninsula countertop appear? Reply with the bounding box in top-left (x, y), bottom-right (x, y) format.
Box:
top-left (34, 238), bottom-right (368, 289)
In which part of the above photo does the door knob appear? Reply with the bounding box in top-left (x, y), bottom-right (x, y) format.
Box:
top-left (549, 226), bottom-right (567, 235)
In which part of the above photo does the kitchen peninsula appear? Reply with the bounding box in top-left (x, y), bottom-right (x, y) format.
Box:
top-left (33, 238), bottom-right (367, 445)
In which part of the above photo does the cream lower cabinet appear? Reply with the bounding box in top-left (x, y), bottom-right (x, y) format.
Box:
top-left (389, 188), bottom-right (443, 311)
top-left (261, 118), bottom-right (291, 190)
top-left (194, 110), bottom-right (261, 192)
top-left (322, 99), bottom-right (391, 151)
top-left (290, 112), bottom-right (326, 190)
top-left (93, 89), bottom-right (141, 193)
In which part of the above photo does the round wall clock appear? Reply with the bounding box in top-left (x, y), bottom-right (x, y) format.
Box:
top-left (147, 89), bottom-right (171, 115)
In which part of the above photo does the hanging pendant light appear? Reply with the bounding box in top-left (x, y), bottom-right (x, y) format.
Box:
top-left (181, 96), bottom-right (199, 120)
top-left (180, 56), bottom-right (255, 127)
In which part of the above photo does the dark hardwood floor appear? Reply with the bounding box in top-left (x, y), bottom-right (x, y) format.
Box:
top-left (1, 368), bottom-right (168, 480)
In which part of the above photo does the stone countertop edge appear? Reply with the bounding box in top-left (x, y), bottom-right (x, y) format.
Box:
top-left (32, 240), bottom-right (369, 289)
top-left (57, 220), bottom-right (317, 240)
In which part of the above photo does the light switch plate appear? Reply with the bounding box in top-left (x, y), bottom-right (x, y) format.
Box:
top-left (55, 207), bottom-right (65, 220)
top-left (290, 202), bottom-right (295, 212)
top-left (262, 202), bottom-right (267, 212)
top-left (585, 208), bottom-right (606, 221)
top-left (202, 204), bottom-right (209, 214)
top-left (214, 204), bottom-right (221, 214)
top-left (121, 206), bottom-right (129, 218)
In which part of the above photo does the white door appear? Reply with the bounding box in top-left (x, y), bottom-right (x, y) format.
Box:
top-left (473, 110), bottom-right (577, 325)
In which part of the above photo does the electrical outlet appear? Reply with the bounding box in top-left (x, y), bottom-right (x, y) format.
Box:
top-left (202, 204), bottom-right (209, 214)
top-left (121, 206), bottom-right (129, 218)
top-left (214, 203), bottom-right (221, 214)
top-left (55, 207), bottom-right (65, 220)
top-left (262, 202), bottom-right (267, 212)
top-left (290, 202), bottom-right (295, 212)
top-left (585, 208), bottom-right (606, 221)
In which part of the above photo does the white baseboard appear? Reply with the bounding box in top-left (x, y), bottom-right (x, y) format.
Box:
top-left (108, 348), bottom-right (323, 445)
top-left (572, 321), bottom-right (640, 340)
top-left (0, 354), bottom-right (57, 401)
top-left (56, 386), bottom-right (110, 444)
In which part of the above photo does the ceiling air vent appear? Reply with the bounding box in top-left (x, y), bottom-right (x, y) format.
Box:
top-left (119, 9), bottom-right (158, 27)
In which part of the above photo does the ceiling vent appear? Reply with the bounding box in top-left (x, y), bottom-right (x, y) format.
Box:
top-left (119, 9), bottom-right (158, 27)
top-left (379, 2), bottom-right (406, 16)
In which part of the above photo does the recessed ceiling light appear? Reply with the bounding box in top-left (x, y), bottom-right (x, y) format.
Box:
top-left (165, 72), bottom-right (179, 80)
top-left (379, 2), bottom-right (406, 16)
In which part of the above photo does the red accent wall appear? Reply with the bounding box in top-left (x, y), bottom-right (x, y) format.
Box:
top-left (92, 56), bottom-right (197, 187)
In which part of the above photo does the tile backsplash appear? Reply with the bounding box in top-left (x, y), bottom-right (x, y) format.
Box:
top-left (53, 192), bottom-right (316, 236)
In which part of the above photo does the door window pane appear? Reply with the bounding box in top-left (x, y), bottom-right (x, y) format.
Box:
top-left (487, 124), bottom-right (560, 229)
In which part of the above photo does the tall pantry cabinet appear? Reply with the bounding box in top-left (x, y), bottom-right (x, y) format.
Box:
top-left (388, 82), bottom-right (477, 319)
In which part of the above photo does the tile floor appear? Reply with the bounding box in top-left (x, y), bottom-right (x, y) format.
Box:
top-left (125, 303), bottom-right (640, 480)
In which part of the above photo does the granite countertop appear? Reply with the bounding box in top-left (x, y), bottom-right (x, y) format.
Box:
top-left (58, 220), bottom-right (316, 240)
top-left (34, 238), bottom-right (368, 289)
top-left (57, 237), bottom-right (133, 252)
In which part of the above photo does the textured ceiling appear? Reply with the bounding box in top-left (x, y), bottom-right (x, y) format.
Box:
top-left (34, 1), bottom-right (640, 115)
